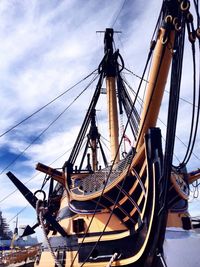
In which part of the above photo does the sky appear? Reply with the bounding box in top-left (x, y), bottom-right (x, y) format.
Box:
top-left (0, 0), bottom-right (200, 242)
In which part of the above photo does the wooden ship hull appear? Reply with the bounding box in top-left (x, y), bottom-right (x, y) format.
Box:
top-left (6, 0), bottom-right (200, 266)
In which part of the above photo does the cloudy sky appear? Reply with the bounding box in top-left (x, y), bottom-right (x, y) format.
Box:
top-left (0, 0), bottom-right (200, 241)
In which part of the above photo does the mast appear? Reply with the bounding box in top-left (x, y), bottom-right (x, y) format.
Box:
top-left (136, 21), bottom-right (175, 150)
top-left (10, 216), bottom-right (18, 249)
top-left (104, 28), bottom-right (120, 163)
top-left (88, 109), bottom-right (99, 171)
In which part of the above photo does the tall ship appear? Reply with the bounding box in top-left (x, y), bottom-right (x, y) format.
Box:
top-left (5, 0), bottom-right (200, 266)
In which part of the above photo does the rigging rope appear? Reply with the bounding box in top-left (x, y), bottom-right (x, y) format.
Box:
top-left (123, 74), bottom-right (200, 162)
top-left (155, 5), bottom-right (187, 255)
top-left (106, 253), bottom-right (118, 267)
top-left (68, 71), bottom-right (104, 165)
top-left (79, 24), bottom-right (188, 262)
top-left (5, 2), bottom-right (200, 266)
top-left (135, 35), bottom-right (168, 151)
top-left (124, 66), bottom-right (200, 108)
top-left (123, 76), bottom-right (184, 163)
top-left (193, 0), bottom-right (200, 27)
top-left (80, 164), bottom-right (132, 266)
top-left (70, 32), bottom-right (154, 267)
top-left (179, 43), bottom-right (196, 166)
top-left (7, 205), bottom-right (29, 223)
top-left (111, 0), bottom-right (127, 27)
top-left (0, 69), bottom-right (97, 138)
top-left (36, 200), bottom-right (62, 267)
top-left (0, 146), bottom-right (73, 205)
top-left (178, 17), bottom-right (200, 168)
top-left (0, 75), bottom-right (98, 175)
top-left (165, 89), bottom-right (199, 107)
top-left (1, 142), bottom-right (74, 231)
top-left (122, 66), bottom-right (149, 83)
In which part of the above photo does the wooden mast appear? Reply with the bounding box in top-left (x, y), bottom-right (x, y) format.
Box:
top-left (89, 109), bottom-right (98, 171)
top-left (104, 28), bottom-right (120, 164)
top-left (136, 26), bottom-right (175, 150)
top-left (107, 77), bottom-right (120, 163)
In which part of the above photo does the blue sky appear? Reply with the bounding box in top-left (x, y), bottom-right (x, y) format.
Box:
top-left (0, 0), bottom-right (200, 241)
